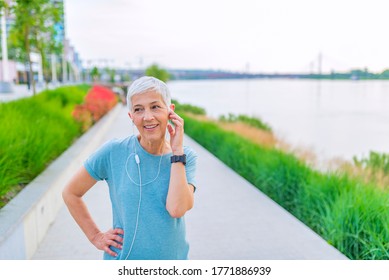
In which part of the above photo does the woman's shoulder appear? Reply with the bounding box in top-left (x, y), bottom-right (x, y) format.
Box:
top-left (100, 135), bottom-right (134, 151)
top-left (112, 135), bottom-right (134, 145)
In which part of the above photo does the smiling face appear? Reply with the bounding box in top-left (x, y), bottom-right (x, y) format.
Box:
top-left (129, 90), bottom-right (173, 143)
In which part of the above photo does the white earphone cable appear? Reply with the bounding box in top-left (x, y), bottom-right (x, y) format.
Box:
top-left (124, 135), bottom-right (164, 259)
top-left (124, 157), bottom-right (142, 260)
top-left (125, 152), bottom-right (163, 186)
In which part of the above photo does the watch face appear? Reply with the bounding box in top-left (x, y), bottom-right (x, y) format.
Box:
top-left (171, 154), bottom-right (186, 165)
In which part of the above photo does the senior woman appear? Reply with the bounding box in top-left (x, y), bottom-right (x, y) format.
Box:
top-left (62, 76), bottom-right (197, 260)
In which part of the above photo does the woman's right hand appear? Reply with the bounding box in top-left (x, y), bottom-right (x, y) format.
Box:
top-left (91, 228), bottom-right (124, 257)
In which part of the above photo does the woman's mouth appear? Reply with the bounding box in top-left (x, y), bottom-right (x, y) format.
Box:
top-left (144, 124), bottom-right (159, 131)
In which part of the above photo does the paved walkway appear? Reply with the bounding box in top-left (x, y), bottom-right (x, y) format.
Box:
top-left (32, 105), bottom-right (347, 260)
top-left (0, 84), bottom-right (33, 102)
top-left (0, 83), bottom-right (68, 103)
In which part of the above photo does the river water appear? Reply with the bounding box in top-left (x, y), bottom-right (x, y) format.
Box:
top-left (168, 79), bottom-right (389, 162)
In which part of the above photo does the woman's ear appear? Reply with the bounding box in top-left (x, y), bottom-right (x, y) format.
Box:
top-left (128, 112), bottom-right (134, 122)
top-left (169, 104), bottom-right (175, 112)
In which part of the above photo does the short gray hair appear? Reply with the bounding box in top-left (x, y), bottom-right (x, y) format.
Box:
top-left (126, 76), bottom-right (171, 111)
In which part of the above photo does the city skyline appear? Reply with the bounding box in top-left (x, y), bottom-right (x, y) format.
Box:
top-left (65, 0), bottom-right (389, 73)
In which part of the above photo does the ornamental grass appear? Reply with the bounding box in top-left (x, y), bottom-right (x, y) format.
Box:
top-left (0, 85), bottom-right (117, 208)
top-left (176, 107), bottom-right (389, 260)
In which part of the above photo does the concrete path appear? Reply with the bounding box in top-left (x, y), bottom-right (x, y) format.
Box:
top-left (32, 105), bottom-right (347, 260)
top-left (0, 83), bottom-right (68, 103)
top-left (0, 84), bottom-right (33, 102)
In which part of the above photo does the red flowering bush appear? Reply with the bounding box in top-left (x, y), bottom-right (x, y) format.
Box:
top-left (72, 85), bottom-right (117, 131)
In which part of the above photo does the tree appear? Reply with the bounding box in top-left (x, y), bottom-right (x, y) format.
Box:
top-left (33, 1), bottom-right (63, 85)
top-left (104, 67), bottom-right (116, 83)
top-left (145, 64), bottom-right (171, 82)
top-left (380, 69), bottom-right (389, 79)
top-left (9, 0), bottom-right (63, 94)
top-left (90, 66), bottom-right (100, 82)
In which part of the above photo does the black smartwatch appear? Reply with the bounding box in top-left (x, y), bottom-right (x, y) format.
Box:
top-left (171, 154), bottom-right (186, 165)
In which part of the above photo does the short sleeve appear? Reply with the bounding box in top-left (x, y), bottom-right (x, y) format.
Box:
top-left (84, 140), bottom-right (113, 181)
top-left (184, 146), bottom-right (198, 190)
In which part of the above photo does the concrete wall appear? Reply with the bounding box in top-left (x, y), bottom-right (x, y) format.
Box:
top-left (0, 104), bottom-right (122, 259)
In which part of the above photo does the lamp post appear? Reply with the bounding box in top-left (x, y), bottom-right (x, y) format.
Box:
top-left (0, 7), bottom-right (12, 93)
top-left (62, 40), bottom-right (67, 84)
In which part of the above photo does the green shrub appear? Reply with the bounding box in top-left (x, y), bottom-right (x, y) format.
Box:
top-left (0, 85), bottom-right (90, 208)
top-left (173, 99), bottom-right (206, 115)
top-left (181, 112), bottom-right (389, 260)
top-left (219, 113), bottom-right (272, 132)
top-left (353, 151), bottom-right (389, 174)
top-left (37, 86), bottom-right (86, 107)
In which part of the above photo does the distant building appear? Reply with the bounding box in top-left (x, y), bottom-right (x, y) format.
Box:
top-left (0, 0), bottom-right (83, 84)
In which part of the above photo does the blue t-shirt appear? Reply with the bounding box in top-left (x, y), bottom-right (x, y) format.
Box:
top-left (84, 135), bottom-right (197, 260)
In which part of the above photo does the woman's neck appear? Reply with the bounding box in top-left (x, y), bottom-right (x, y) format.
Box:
top-left (138, 135), bottom-right (169, 155)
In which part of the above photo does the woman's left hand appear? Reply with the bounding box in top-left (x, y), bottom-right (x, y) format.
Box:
top-left (167, 110), bottom-right (184, 154)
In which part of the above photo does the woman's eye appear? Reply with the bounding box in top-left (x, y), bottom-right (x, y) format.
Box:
top-left (134, 108), bottom-right (143, 113)
top-left (152, 105), bottom-right (161, 110)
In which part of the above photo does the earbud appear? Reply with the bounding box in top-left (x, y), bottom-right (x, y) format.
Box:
top-left (135, 154), bottom-right (140, 164)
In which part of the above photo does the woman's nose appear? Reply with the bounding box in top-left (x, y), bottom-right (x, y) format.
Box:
top-left (143, 109), bottom-right (154, 120)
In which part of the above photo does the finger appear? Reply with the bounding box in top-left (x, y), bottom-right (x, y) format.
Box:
top-left (106, 233), bottom-right (123, 242)
top-left (114, 235), bottom-right (124, 244)
top-left (170, 118), bottom-right (183, 127)
top-left (112, 228), bottom-right (124, 235)
top-left (109, 229), bottom-right (123, 236)
top-left (111, 234), bottom-right (124, 244)
top-left (170, 119), bottom-right (184, 131)
top-left (107, 233), bottom-right (123, 244)
top-left (104, 245), bottom-right (118, 257)
top-left (169, 114), bottom-right (184, 123)
top-left (108, 239), bottom-right (123, 249)
top-left (167, 123), bottom-right (175, 136)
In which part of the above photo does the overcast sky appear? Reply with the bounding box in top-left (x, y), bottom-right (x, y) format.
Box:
top-left (65, 0), bottom-right (389, 73)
